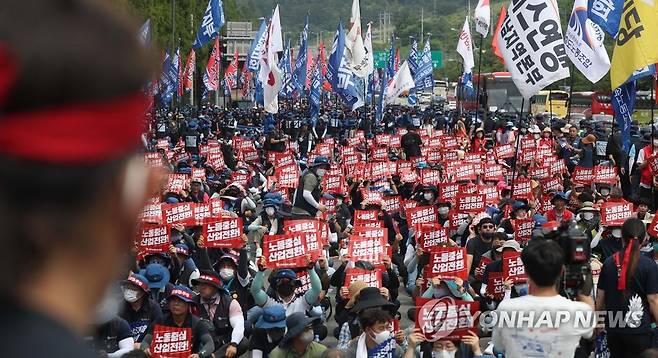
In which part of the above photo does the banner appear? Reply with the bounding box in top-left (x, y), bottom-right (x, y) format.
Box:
top-left (456, 194), bottom-right (486, 214)
top-left (503, 251), bottom-right (527, 283)
top-left (587, 0), bottom-right (623, 37)
top-left (496, 0), bottom-right (570, 99)
top-left (348, 235), bottom-right (388, 264)
top-left (284, 219), bottom-right (325, 257)
top-left (427, 247), bottom-right (468, 281)
top-left (259, 5), bottom-right (283, 114)
top-left (385, 61), bottom-right (415, 104)
top-left (475, 0), bottom-right (491, 37)
top-left (345, 0), bottom-right (371, 78)
top-left (416, 298), bottom-right (480, 341)
top-left (182, 49), bottom-right (196, 94)
top-left (292, 16), bottom-right (309, 92)
top-left (151, 325), bottom-right (192, 358)
top-left (140, 203), bottom-right (163, 224)
top-left (600, 201), bottom-right (633, 226)
top-left (202, 218), bottom-right (243, 248)
top-left (309, 58), bottom-right (322, 123)
top-left (593, 165), bottom-right (618, 185)
top-left (565, 0), bottom-right (610, 84)
top-left (136, 225), bottom-right (170, 254)
top-left (344, 268), bottom-right (383, 288)
top-left (247, 20), bottom-right (268, 72)
top-left (193, 0), bottom-right (225, 49)
top-left (492, 5), bottom-right (507, 63)
top-left (611, 80), bottom-right (636, 152)
top-left (415, 37), bottom-right (434, 91)
top-left (263, 234), bottom-right (307, 269)
top-left (162, 203), bottom-right (195, 226)
top-left (203, 37), bottom-right (221, 92)
top-left (416, 223), bottom-right (450, 251)
top-left (406, 205), bottom-right (439, 227)
top-left (456, 17), bottom-right (475, 72)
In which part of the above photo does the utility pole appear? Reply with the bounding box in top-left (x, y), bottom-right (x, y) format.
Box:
top-left (190, 13), bottom-right (194, 106)
top-left (171, 0), bottom-right (175, 53)
top-left (420, 8), bottom-right (424, 45)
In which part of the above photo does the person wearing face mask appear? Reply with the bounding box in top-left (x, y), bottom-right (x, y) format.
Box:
top-left (481, 240), bottom-right (524, 306)
top-left (470, 127), bottom-right (486, 153)
top-left (419, 333), bottom-right (485, 358)
top-left (252, 263), bottom-right (322, 316)
top-left (420, 277), bottom-right (473, 301)
top-left (192, 271), bottom-right (248, 358)
top-left (119, 274), bottom-right (163, 346)
top-left (249, 304), bottom-right (287, 357)
top-left (635, 132), bottom-right (658, 211)
top-left (544, 192), bottom-right (574, 223)
top-left (466, 217), bottom-right (496, 283)
top-left (576, 201), bottom-right (601, 242)
top-left (292, 156), bottom-right (331, 217)
top-left (269, 312), bottom-right (327, 358)
top-left (210, 251), bottom-right (252, 315)
top-left (248, 199), bottom-right (285, 256)
top-left (437, 202), bottom-right (451, 226)
top-left (635, 197), bottom-right (653, 221)
top-left (418, 185), bottom-right (438, 206)
top-left (592, 224), bottom-right (624, 262)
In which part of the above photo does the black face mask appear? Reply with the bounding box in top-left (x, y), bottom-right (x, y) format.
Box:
top-left (267, 328), bottom-right (285, 343)
top-left (481, 231), bottom-right (495, 239)
top-left (277, 283), bottom-right (295, 297)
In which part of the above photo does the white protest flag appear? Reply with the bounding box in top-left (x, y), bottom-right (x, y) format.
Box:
top-left (456, 17), bottom-right (475, 72)
top-left (259, 5), bottom-right (284, 113)
top-left (564, 0), bottom-right (610, 84)
top-left (474, 0), bottom-right (491, 37)
top-left (363, 23), bottom-right (375, 76)
top-left (385, 61), bottom-right (415, 104)
top-left (496, 0), bottom-right (570, 99)
top-left (345, 0), bottom-right (370, 78)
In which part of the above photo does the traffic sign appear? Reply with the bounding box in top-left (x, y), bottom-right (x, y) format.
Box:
top-left (374, 51), bottom-right (388, 69)
top-left (432, 51), bottom-right (443, 69)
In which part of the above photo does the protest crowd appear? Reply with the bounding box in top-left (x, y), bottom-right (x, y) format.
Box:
top-left (3, 0), bottom-right (658, 358)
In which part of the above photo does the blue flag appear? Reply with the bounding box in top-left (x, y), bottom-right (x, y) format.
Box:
top-left (387, 37), bottom-right (396, 79)
top-left (415, 37), bottom-right (433, 91)
top-left (611, 80), bottom-right (637, 152)
top-left (254, 76), bottom-right (264, 106)
top-left (159, 51), bottom-right (175, 106)
top-left (587, 0), bottom-right (623, 37)
top-left (171, 47), bottom-right (180, 101)
top-left (279, 40), bottom-right (294, 97)
top-left (376, 70), bottom-right (387, 124)
top-left (326, 22), bottom-right (363, 110)
top-left (247, 20), bottom-right (267, 73)
top-left (628, 65), bottom-right (656, 83)
top-left (408, 37), bottom-right (418, 77)
top-left (193, 0), bottom-right (225, 49)
top-left (292, 16), bottom-right (309, 92)
top-left (366, 72), bottom-right (375, 104)
top-left (461, 72), bottom-right (475, 99)
top-left (310, 60), bottom-right (322, 126)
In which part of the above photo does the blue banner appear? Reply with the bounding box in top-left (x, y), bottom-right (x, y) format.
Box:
top-left (292, 16), bottom-right (309, 92)
top-left (159, 51), bottom-right (175, 107)
top-left (326, 22), bottom-right (363, 110)
top-left (587, 0), bottom-right (623, 37)
top-left (627, 64), bottom-right (656, 83)
top-left (254, 76), bottom-right (264, 106)
top-left (376, 70), bottom-right (387, 124)
top-left (408, 37), bottom-right (418, 77)
top-left (611, 80), bottom-right (637, 152)
top-left (415, 37), bottom-right (433, 91)
top-left (279, 40), bottom-right (294, 97)
top-left (193, 0), bottom-right (225, 49)
top-left (310, 60), bottom-right (322, 126)
top-left (387, 37), bottom-right (396, 79)
top-left (247, 20), bottom-right (267, 73)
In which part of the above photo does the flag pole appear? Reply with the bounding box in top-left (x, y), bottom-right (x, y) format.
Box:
top-left (652, 75), bottom-right (656, 140)
top-left (511, 97), bottom-right (525, 193)
top-left (566, 64), bottom-right (574, 120)
top-left (474, 34), bottom-right (484, 127)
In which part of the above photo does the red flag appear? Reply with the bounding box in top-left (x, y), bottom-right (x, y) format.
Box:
top-left (394, 48), bottom-right (400, 72)
top-left (492, 5), bottom-right (506, 64)
top-left (319, 41), bottom-right (331, 91)
top-left (204, 37), bottom-right (221, 92)
top-left (224, 48), bottom-right (239, 91)
top-left (240, 62), bottom-right (251, 98)
top-left (182, 49), bottom-right (196, 95)
top-left (305, 48), bottom-right (314, 89)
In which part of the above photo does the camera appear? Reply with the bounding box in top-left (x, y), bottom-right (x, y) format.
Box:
top-left (537, 221), bottom-right (593, 299)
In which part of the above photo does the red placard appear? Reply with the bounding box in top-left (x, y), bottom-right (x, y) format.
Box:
top-left (360, 188), bottom-right (384, 204)
top-left (502, 252), bottom-right (527, 283)
top-left (151, 325), bottom-right (192, 358)
top-left (191, 168), bottom-right (206, 182)
top-left (136, 225), bottom-right (170, 254)
top-left (167, 174), bottom-right (189, 193)
top-left (541, 177), bottom-right (562, 194)
top-left (284, 219), bottom-right (324, 259)
top-left (572, 166), bottom-right (594, 185)
top-left (275, 164), bottom-right (299, 189)
top-left (348, 235), bottom-right (388, 264)
top-left (439, 183), bottom-right (460, 204)
top-left (457, 183), bottom-right (478, 195)
top-left (511, 179), bottom-right (532, 199)
top-left (593, 165), bottom-right (618, 185)
top-left (370, 147), bottom-right (389, 162)
top-left (519, 148), bottom-right (536, 164)
top-left (600, 201), bottom-right (633, 226)
top-left (139, 203), bottom-right (163, 224)
top-left (161, 203), bottom-right (196, 226)
top-left (427, 247), bottom-right (468, 281)
top-left (416, 223), bottom-right (450, 250)
top-left (477, 185), bottom-right (500, 205)
top-left (648, 154), bottom-right (658, 175)
top-left (294, 270), bottom-right (312, 295)
top-left (399, 168), bottom-right (419, 183)
top-left (474, 256), bottom-right (492, 281)
top-left (273, 151), bottom-right (296, 168)
top-left (520, 137), bottom-right (535, 151)
top-left (383, 195), bottom-right (402, 213)
top-left (455, 194), bottom-right (486, 214)
top-left (344, 268), bottom-right (383, 288)
top-left (420, 169), bottom-right (442, 186)
top-left (193, 203), bottom-right (212, 225)
top-left (323, 174), bottom-right (346, 194)
top-left (537, 194), bottom-right (555, 215)
top-left (202, 218), bottom-right (244, 248)
top-left (453, 163), bottom-right (477, 182)
top-left (486, 272), bottom-right (506, 300)
top-left (365, 162), bottom-right (390, 180)
top-left (415, 298), bottom-right (480, 341)
top-left (406, 205), bottom-right (439, 226)
top-left (548, 158), bottom-right (567, 176)
top-left (483, 164), bottom-right (505, 182)
top-left (448, 211), bottom-right (470, 230)
top-left (647, 214), bottom-right (658, 238)
top-left (528, 165), bottom-right (550, 180)
top-left (402, 199), bottom-right (419, 212)
top-left (156, 139), bottom-right (169, 150)
top-left (494, 143), bottom-right (514, 159)
top-left (512, 218), bottom-right (534, 242)
top-left (354, 210), bottom-right (379, 225)
top-left (263, 234), bottom-right (308, 269)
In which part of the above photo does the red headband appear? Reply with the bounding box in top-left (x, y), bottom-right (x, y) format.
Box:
top-left (0, 93), bottom-right (148, 164)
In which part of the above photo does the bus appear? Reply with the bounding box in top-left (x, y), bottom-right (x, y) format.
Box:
top-left (569, 91), bottom-right (614, 118)
top-left (458, 72), bottom-right (529, 114)
top-left (530, 90), bottom-right (569, 118)
top-left (634, 91), bottom-right (657, 124)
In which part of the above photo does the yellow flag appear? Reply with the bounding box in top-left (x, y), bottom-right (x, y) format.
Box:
top-left (610, 0), bottom-right (658, 89)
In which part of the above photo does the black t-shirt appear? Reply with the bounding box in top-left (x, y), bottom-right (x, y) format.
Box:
top-left (0, 301), bottom-right (95, 358)
top-left (466, 236), bottom-right (493, 276)
top-left (119, 298), bottom-right (163, 341)
top-left (85, 317), bottom-right (133, 355)
top-left (594, 236), bottom-right (623, 262)
top-left (146, 312), bottom-right (210, 353)
top-left (249, 327), bottom-right (281, 354)
top-left (401, 131), bottom-right (422, 158)
top-left (599, 254), bottom-right (658, 333)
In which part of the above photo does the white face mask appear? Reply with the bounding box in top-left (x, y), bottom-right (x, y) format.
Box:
top-left (612, 229), bottom-right (622, 238)
top-left (220, 268), bottom-right (235, 281)
top-left (432, 350), bottom-right (457, 358)
top-left (653, 139), bottom-right (658, 147)
top-left (534, 133), bottom-right (541, 139)
top-left (438, 207), bottom-right (450, 216)
top-left (582, 212), bottom-right (594, 221)
top-left (316, 169), bottom-right (326, 177)
top-left (122, 287), bottom-right (141, 303)
top-left (265, 207), bottom-right (276, 217)
top-left (300, 330), bottom-right (315, 344)
top-left (424, 192), bottom-right (434, 201)
top-left (369, 329), bottom-right (391, 345)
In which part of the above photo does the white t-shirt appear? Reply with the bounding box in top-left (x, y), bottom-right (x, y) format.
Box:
top-left (264, 295), bottom-right (310, 316)
top-left (492, 294), bottom-right (595, 358)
